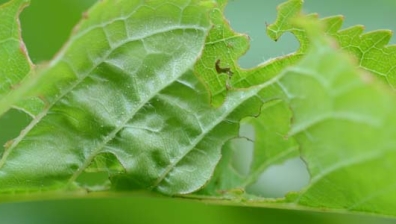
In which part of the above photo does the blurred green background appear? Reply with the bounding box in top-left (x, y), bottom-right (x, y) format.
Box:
top-left (1, 0), bottom-right (396, 223)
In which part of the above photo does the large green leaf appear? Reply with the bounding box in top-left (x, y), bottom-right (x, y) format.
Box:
top-left (0, 0), bottom-right (300, 197)
top-left (0, 0), bottom-right (286, 197)
top-left (0, 0), bottom-right (220, 195)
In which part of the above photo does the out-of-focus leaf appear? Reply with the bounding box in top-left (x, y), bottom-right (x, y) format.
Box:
top-left (278, 17), bottom-right (396, 217)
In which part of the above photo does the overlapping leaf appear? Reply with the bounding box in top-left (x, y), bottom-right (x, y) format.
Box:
top-left (198, 0), bottom-right (396, 217)
top-left (276, 18), bottom-right (396, 217)
top-left (238, 0), bottom-right (396, 194)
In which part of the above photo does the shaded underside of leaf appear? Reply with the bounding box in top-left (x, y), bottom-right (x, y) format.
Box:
top-left (0, 0), bottom-right (222, 195)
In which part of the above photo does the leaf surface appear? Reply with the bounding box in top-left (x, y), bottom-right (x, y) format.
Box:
top-left (0, 0), bottom-right (38, 116)
top-left (0, 0), bottom-right (220, 195)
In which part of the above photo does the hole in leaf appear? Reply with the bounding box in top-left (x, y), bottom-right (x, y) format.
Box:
top-left (215, 59), bottom-right (234, 76)
top-left (228, 124), bottom-right (255, 176)
top-left (0, 109), bottom-right (32, 155)
top-left (76, 152), bottom-right (126, 191)
top-left (75, 171), bottom-right (110, 192)
top-left (246, 157), bottom-right (310, 198)
top-left (19, 0), bottom-right (96, 63)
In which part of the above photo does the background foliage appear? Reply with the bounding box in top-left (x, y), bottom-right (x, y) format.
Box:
top-left (1, 0), bottom-right (396, 223)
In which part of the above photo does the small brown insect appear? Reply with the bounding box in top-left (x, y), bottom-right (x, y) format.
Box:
top-left (215, 59), bottom-right (233, 76)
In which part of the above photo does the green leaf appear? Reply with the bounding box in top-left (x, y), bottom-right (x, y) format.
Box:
top-left (0, 0), bottom-right (38, 116)
top-left (332, 24), bottom-right (396, 88)
top-left (0, 0), bottom-right (219, 195)
top-left (0, 0), bottom-right (302, 197)
top-left (194, 0), bottom-right (302, 107)
top-left (277, 18), bottom-right (396, 217)
top-left (0, 0), bottom-right (31, 88)
top-left (267, 0), bottom-right (307, 52)
top-left (0, 0), bottom-right (283, 197)
top-left (192, 1), bottom-right (304, 190)
top-left (268, 0), bottom-right (396, 88)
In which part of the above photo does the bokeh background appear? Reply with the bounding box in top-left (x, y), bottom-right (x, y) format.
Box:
top-left (1, 0), bottom-right (396, 223)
